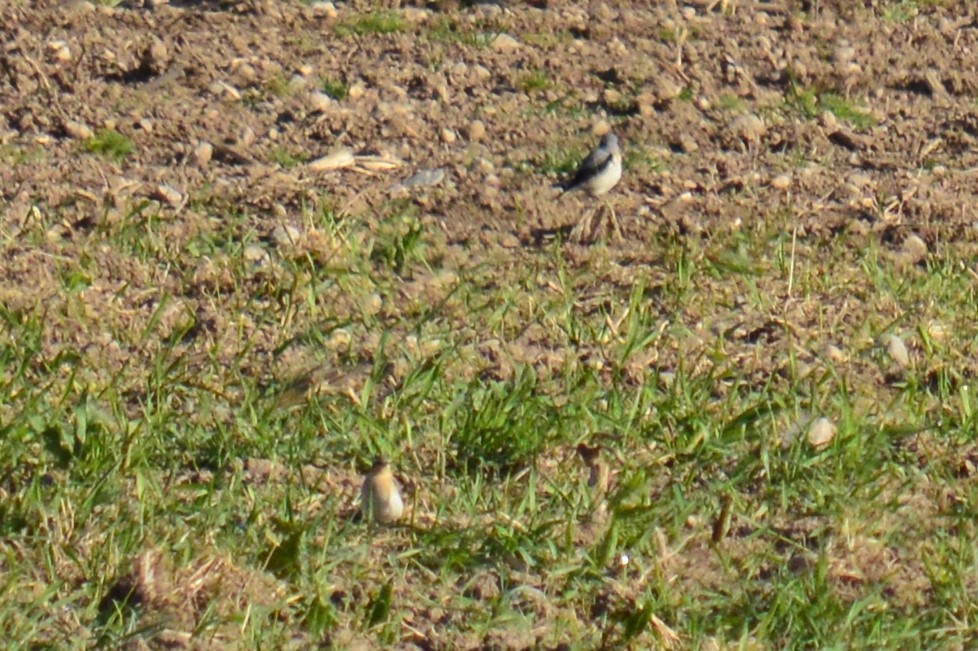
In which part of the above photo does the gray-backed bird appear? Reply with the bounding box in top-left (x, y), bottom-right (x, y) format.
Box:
top-left (554, 133), bottom-right (623, 242)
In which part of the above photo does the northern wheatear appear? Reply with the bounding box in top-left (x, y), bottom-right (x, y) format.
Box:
top-left (360, 458), bottom-right (404, 525)
top-left (554, 133), bottom-right (623, 242)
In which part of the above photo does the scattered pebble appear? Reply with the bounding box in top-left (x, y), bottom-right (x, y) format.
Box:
top-left (47, 40), bottom-right (71, 62)
top-left (440, 128), bottom-right (456, 144)
top-left (195, 141), bottom-right (213, 167)
top-left (676, 134), bottom-right (698, 153)
top-left (635, 92), bottom-right (656, 117)
top-left (807, 417), bottom-right (836, 449)
top-left (771, 173), bottom-right (792, 190)
top-left (402, 168), bottom-right (445, 188)
top-left (924, 320), bottom-right (947, 341)
top-left (881, 334), bottom-right (910, 368)
top-left (902, 234), bottom-right (928, 262)
top-left (602, 88), bottom-right (623, 106)
top-left (308, 90), bottom-right (332, 112)
top-left (271, 224), bottom-right (301, 248)
top-left (467, 120), bottom-right (486, 141)
top-left (308, 1), bottom-right (337, 17)
top-left (729, 113), bottom-right (766, 143)
top-left (592, 119), bottom-right (612, 137)
top-left (154, 184), bottom-right (182, 206)
top-left (823, 344), bottom-right (847, 364)
top-left (142, 38), bottom-right (168, 75)
top-left (208, 80), bottom-right (241, 101)
top-left (243, 244), bottom-right (268, 263)
top-left (63, 120), bottom-right (93, 140)
top-left (491, 33), bottom-right (520, 52)
top-left (363, 293), bottom-right (383, 316)
top-left (309, 148), bottom-right (355, 171)
top-left (497, 232), bottom-right (520, 249)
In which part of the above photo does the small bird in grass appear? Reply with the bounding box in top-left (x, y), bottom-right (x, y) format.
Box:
top-left (360, 458), bottom-right (404, 525)
top-left (553, 133), bottom-right (623, 242)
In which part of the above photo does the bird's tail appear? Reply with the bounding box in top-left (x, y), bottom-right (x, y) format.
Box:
top-left (551, 180), bottom-right (571, 196)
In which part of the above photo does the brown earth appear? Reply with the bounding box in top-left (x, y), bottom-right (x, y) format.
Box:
top-left (3, 0), bottom-right (978, 404)
top-left (4, 0), bottom-right (978, 648)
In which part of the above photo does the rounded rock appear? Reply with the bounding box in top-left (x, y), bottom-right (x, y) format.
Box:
top-left (272, 224), bottom-right (302, 248)
top-left (807, 417), bottom-right (836, 449)
top-left (308, 90), bottom-right (332, 112)
top-left (195, 141), bottom-right (213, 167)
top-left (63, 120), bottom-right (93, 140)
top-left (467, 120), bottom-right (486, 141)
top-left (881, 334), bottom-right (910, 368)
top-left (729, 113), bottom-right (766, 143)
top-left (491, 33), bottom-right (520, 52)
top-left (771, 173), bottom-right (792, 190)
top-left (902, 234), bottom-right (928, 262)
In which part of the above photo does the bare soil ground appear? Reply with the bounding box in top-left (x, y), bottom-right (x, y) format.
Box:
top-left (5, 0), bottom-right (978, 648)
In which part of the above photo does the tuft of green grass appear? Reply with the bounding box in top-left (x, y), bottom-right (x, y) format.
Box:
top-left (84, 129), bottom-right (135, 162)
top-left (271, 146), bottom-right (307, 169)
top-left (785, 83), bottom-right (819, 120)
top-left (881, 0), bottom-right (920, 21)
top-left (522, 29), bottom-right (573, 48)
top-left (425, 16), bottom-right (508, 48)
top-left (519, 70), bottom-right (551, 95)
top-left (0, 143), bottom-right (44, 166)
top-left (320, 77), bottom-right (348, 100)
top-left (624, 147), bottom-right (663, 173)
top-left (785, 83), bottom-right (876, 131)
top-left (657, 26), bottom-right (680, 42)
top-left (369, 202), bottom-right (426, 276)
top-left (537, 145), bottom-right (584, 176)
top-left (263, 74), bottom-right (292, 98)
top-left (821, 93), bottom-right (876, 130)
top-left (335, 11), bottom-right (404, 37)
top-left (717, 93), bottom-right (744, 111)
top-left (426, 17), bottom-right (492, 47)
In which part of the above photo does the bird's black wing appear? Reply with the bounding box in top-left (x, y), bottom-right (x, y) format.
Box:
top-left (557, 145), bottom-right (614, 193)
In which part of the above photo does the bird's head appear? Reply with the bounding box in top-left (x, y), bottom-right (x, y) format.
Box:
top-left (600, 133), bottom-right (619, 151)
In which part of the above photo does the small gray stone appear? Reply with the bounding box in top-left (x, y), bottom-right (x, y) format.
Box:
top-left (902, 234), bottom-right (928, 262)
top-left (271, 224), bottom-right (301, 248)
top-left (154, 184), bottom-right (183, 206)
top-left (243, 244), bottom-right (268, 263)
top-left (771, 173), bottom-right (792, 190)
top-left (881, 334), bottom-right (910, 368)
top-left (63, 120), bottom-right (93, 140)
top-left (807, 417), bottom-right (836, 449)
top-left (195, 141), bottom-right (213, 167)
top-left (729, 113), bottom-right (766, 143)
top-left (491, 33), bottom-right (520, 52)
top-left (468, 120), bottom-right (486, 142)
top-left (402, 168), bottom-right (445, 188)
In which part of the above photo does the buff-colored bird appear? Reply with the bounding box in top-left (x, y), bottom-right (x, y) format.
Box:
top-left (360, 458), bottom-right (404, 524)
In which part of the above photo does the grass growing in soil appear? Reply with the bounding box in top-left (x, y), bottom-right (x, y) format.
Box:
top-left (320, 77), bottom-right (349, 100)
top-left (821, 93), bottom-right (877, 130)
top-left (271, 146), bottom-right (308, 169)
top-left (5, 1), bottom-right (978, 649)
top-left (335, 11), bottom-right (405, 37)
top-left (83, 129), bottom-right (134, 162)
top-left (6, 182), bottom-right (978, 649)
top-left (519, 70), bottom-right (551, 95)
